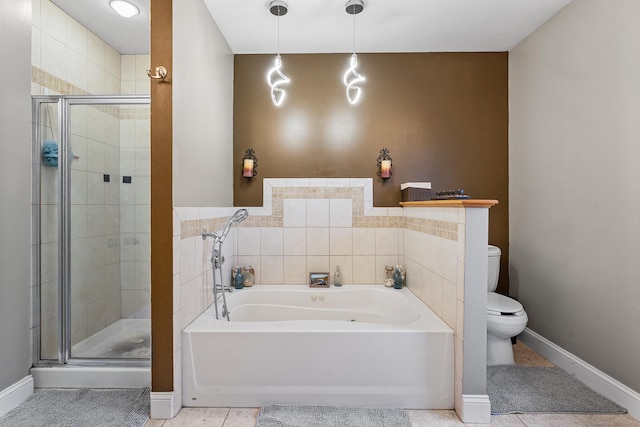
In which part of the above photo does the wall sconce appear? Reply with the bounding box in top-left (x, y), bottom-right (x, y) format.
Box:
top-left (242, 148), bottom-right (258, 179)
top-left (376, 147), bottom-right (392, 180)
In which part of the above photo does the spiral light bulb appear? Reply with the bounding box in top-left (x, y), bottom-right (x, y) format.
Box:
top-left (344, 0), bottom-right (365, 104)
top-left (267, 55), bottom-right (290, 106)
top-left (343, 53), bottom-right (365, 105)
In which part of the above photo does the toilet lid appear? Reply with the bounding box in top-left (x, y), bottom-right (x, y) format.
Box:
top-left (487, 293), bottom-right (523, 315)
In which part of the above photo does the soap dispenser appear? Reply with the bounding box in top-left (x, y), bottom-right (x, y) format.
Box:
top-left (334, 265), bottom-right (343, 287)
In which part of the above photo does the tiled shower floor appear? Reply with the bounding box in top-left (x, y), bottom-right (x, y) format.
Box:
top-left (72, 318), bottom-right (150, 359)
top-left (145, 343), bottom-right (640, 426)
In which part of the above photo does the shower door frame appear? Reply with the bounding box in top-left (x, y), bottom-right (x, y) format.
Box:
top-left (32, 95), bottom-right (151, 368)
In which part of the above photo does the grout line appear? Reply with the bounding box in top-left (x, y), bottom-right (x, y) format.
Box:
top-left (220, 407), bottom-right (231, 426)
top-left (515, 413), bottom-right (577, 427)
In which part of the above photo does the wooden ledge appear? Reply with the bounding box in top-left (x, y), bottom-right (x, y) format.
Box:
top-left (400, 199), bottom-right (499, 208)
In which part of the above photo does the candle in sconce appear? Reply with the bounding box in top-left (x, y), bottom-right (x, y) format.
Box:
top-left (380, 160), bottom-right (391, 178)
top-left (243, 158), bottom-right (254, 177)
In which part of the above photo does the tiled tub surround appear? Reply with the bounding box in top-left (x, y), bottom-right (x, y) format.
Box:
top-left (179, 179), bottom-right (457, 286)
top-left (171, 179), bottom-right (494, 423)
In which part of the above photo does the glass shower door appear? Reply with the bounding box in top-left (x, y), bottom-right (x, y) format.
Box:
top-left (33, 95), bottom-right (150, 365)
top-left (34, 98), bottom-right (61, 361)
top-left (67, 99), bottom-right (150, 361)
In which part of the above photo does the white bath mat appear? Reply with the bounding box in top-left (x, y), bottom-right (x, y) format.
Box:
top-left (256, 405), bottom-right (411, 427)
top-left (0, 388), bottom-right (149, 427)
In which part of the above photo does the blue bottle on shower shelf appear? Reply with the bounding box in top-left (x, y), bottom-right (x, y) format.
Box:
top-left (234, 268), bottom-right (244, 289)
top-left (393, 266), bottom-right (403, 289)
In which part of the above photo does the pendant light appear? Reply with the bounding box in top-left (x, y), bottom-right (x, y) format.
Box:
top-left (267, 1), bottom-right (290, 107)
top-left (343, 0), bottom-right (365, 104)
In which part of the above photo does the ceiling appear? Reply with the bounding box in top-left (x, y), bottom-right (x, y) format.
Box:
top-left (51, 0), bottom-right (150, 54)
top-left (51, 0), bottom-right (571, 55)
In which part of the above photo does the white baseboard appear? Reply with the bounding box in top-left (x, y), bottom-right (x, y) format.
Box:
top-left (150, 391), bottom-right (180, 419)
top-left (31, 366), bottom-right (150, 389)
top-left (520, 328), bottom-right (640, 419)
top-left (460, 394), bottom-right (491, 424)
top-left (0, 376), bottom-right (34, 418)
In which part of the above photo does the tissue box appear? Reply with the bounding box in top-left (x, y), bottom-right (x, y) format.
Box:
top-left (401, 182), bottom-right (432, 202)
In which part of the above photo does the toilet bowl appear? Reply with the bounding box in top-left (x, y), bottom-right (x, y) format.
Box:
top-left (486, 245), bottom-right (528, 365)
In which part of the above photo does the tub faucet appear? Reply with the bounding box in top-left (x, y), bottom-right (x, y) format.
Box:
top-left (309, 278), bottom-right (329, 288)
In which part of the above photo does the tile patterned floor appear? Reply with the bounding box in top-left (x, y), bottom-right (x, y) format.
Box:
top-left (512, 341), bottom-right (555, 367)
top-left (146, 343), bottom-right (639, 426)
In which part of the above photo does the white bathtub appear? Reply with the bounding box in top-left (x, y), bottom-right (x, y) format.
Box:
top-left (182, 285), bottom-right (454, 409)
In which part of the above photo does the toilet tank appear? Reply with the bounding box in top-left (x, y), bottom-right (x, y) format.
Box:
top-left (487, 245), bottom-right (501, 292)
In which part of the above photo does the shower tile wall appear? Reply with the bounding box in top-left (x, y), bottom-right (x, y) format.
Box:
top-left (68, 105), bottom-right (122, 347)
top-left (32, 0), bottom-right (150, 358)
top-left (31, 0), bottom-right (121, 97)
top-left (119, 60), bottom-right (151, 319)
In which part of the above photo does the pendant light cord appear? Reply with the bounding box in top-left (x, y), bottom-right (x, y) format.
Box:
top-left (277, 7), bottom-right (281, 55)
top-left (352, 5), bottom-right (356, 54)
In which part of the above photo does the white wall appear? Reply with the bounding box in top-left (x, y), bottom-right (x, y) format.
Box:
top-left (173, 0), bottom-right (234, 207)
top-left (510, 0), bottom-right (640, 393)
top-left (0, 0), bottom-right (32, 390)
top-left (164, 1), bottom-right (234, 412)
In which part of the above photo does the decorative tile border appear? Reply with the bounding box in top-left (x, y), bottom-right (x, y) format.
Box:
top-left (178, 178), bottom-right (458, 241)
top-left (404, 216), bottom-right (458, 240)
top-left (32, 66), bottom-right (87, 96)
top-left (179, 217), bottom-right (228, 241)
top-left (32, 66), bottom-right (150, 120)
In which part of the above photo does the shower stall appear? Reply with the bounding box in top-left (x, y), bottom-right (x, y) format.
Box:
top-left (31, 95), bottom-right (151, 386)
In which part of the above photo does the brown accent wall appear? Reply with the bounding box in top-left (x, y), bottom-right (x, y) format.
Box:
top-left (234, 52), bottom-right (510, 293)
top-left (150, 0), bottom-right (173, 392)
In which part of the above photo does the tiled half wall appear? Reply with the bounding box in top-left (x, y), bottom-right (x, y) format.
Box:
top-left (172, 178), bottom-right (470, 414)
top-left (178, 178), bottom-right (458, 288)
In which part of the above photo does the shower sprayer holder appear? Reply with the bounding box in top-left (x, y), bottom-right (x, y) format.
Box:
top-left (213, 249), bottom-right (224, 270)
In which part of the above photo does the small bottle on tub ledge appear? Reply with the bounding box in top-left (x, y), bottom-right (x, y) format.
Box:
top-left (384, 265), bottom-right (395, 287)
top-left (241, 265), bottom-right (254, 287)
top-left (393, 265), bottom-right (406, 289)
top-left (334, 265), bottom-right (343, 287)
top-left (234, 268), bottom-right (244, 289)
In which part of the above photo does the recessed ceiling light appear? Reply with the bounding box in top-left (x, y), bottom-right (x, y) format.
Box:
top-left (109, 0), bottom-right (139, 18)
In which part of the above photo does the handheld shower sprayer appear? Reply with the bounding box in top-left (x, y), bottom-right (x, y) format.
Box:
top-left (220, 208), bottom-right (249, 242)
top-left (202, 209), bottom-right (249, 243)
top-left (201, 209), bottom-right (249, 320)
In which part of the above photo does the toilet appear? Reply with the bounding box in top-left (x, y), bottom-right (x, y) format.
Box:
top-left (486, 245), bottom-right (528, 365)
